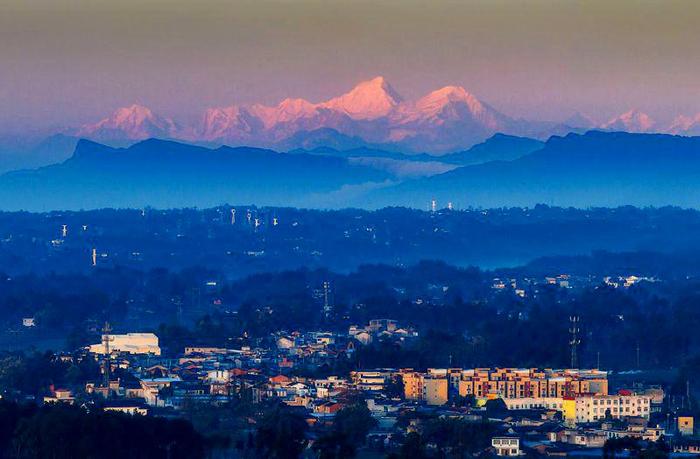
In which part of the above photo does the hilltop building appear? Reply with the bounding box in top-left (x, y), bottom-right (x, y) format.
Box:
top-left (89, 333), bottom-right (161, 355)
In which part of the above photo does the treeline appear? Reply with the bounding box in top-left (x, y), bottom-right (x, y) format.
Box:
top-left (0, 401), bottom-right (206, 459)
top-left (5, 205), bottom-right (700, 277)
top-left (158, 272), bottom-right (700, 372)
top-left (3, 260), bottom-right (700, 373)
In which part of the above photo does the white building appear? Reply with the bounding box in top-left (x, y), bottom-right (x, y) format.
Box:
top-left (492, 437), bottom-right (521, 456)
top-left (503, 397), bottom-right (565, 411)
top-left (89, 333), bottom-right (161, 355)
top-left (350, 370), bottom-right (394, 391)
top-left (572, 393), bottom-right (651, 424)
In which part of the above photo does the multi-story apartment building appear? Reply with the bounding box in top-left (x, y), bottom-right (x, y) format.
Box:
top-left (503, 397), bottom-right (566, 411)
top-left (403, 371), bottom-right (449, 405)
top-left (400, 368), bottom-right (608, 406)
top-left (455, 368), bottom-right (607, 399)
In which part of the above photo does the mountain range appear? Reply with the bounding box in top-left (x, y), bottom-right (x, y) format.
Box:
top-left (0, 139), bottom-right (392, 211)
top-left (2, 130), bottom-right (700, 211)
top-left (367, 131), bottom-right (700, 209)
top-left (63, 77), bottom-right (700, 155)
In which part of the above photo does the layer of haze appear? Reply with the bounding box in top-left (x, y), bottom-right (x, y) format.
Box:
top-left (1, 0), bottom-right (700, 134)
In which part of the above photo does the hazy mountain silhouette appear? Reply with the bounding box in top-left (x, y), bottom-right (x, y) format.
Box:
top-left (4, 131), bottom-right (700, 211)
top-left (440, 133), bottom-right (544, 165)
top-left (365, 131), bottom-right (700, 209)
top-left (0, 139), bottom-right (392, 211)
top-left (0, 134), bottom-right (79, 173)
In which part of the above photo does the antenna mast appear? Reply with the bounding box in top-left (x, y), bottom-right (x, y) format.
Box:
top-left (569, 315), bottom-right (580, 368)
top-left (101, 322), bottom-right (114, 390)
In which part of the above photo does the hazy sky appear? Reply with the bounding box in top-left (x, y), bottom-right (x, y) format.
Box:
top-left (1, 0), bottom-right (700, 133)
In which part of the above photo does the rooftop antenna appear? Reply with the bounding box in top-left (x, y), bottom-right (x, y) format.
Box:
top-left (91, 248), bottom-right (97, 267)
top-left (597, 351), bottom-right (601, 369)
top-left (569, 315), bottom-right (580, 368)
top-left (246, 210), bottom-right (252, 224)
top-left (431, 199), bottom-right (437, 212)
top-left (61, 224), bottom-right (68, 238)
top-left (230, 208), bottom-right (236, 225)
top-left (101, 322), bottom-right (114, 389)
top-left (636, 341), bottom-right (641, 369)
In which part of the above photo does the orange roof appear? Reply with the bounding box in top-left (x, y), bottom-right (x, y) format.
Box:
top-left (270, 375), bottom-right (291, 384)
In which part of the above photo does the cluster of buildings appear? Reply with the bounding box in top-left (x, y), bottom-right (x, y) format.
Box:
top-left (490, 274), bottom-right (661, 299)
top-left (34, 327), bottom-right (698, 457)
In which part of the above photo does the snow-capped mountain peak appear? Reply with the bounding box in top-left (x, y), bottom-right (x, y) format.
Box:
top-left (603, 109), bottom-right (655, 133)
top-left (321, 76), bottom-right (403, 120)
top-left (250, 98), bottom-right (318, 128)
top-left (199, 105), bottom-right (263, 141)
top-left (77, 104), bottom-right (177, 140)
top-left (669, 113), bottom-right (700, 135)
top-left (414, 85), bottom-right (485, 116)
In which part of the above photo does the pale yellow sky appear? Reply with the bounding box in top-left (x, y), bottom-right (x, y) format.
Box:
top-left (1, 0), bottom-right (699, 132)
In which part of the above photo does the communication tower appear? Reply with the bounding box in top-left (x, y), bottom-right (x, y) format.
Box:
top-left (101, 322), bottom-right (114, 389)
top-left (569, 315), bottom-right (580, 368)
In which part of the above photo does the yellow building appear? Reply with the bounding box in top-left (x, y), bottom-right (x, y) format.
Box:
top-left (400, 368), bottom-right (607, 406)
top-left (678, 416), bottom-right (694, 436)
top-left (402, 371), bottom-right (448, 405)
top-left (403, 371), bottom-right (422, 400)
top-left (422, 377), bottom-right (448, 406)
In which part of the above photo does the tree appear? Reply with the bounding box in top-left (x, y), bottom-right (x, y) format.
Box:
top-left (392, 432), bottom-right (427, 459)
top-left (333, 403), bottom-right (377, 446)
top-left (313, 431), bottom-right (354, 459)
top-left (254, 403), bottom-right (308, 459)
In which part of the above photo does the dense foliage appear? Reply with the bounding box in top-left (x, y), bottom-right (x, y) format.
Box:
top-left (0, 401), bottom-right (205, 459)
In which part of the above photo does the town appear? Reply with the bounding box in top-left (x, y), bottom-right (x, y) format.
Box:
top-left (9, 315), bottom-right (695, 458)
top-left (1, 207), bottom-right (700, 456)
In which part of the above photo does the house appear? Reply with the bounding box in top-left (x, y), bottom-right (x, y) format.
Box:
top-left (103, 400), bottom-right (149, 416)
top-left (315, 401), bottom-right (344, 414)
top-left (492, 436), bottom-right (522, 456)
top-left (276, 336), bottom-right (296, 349)
top-left (43, 387), bottom-right (74, 404)
top-left (269, 375), bottom-right (291, 385)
